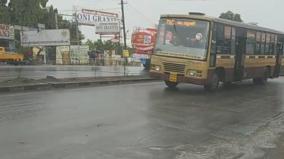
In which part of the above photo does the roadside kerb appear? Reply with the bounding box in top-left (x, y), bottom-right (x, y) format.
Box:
top-left (0, 76), bottom-right (158, 93)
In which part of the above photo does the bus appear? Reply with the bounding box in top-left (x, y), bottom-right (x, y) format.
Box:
top-left (150, 12), bottom-right (284, 90)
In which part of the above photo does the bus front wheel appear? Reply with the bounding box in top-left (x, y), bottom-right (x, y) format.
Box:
top-left (204, 73), bottom-right (220, 91)
top-left (165, 81), bottom-right (178, 89)
top-left (253, 68), bottom-right (270, 85)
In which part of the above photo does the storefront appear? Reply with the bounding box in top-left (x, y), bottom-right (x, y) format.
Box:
top-left (0, 24), bottom-right (15, 51)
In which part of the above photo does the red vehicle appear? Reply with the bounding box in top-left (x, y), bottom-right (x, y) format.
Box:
top-left (131, 28), bottom-right (157, 68)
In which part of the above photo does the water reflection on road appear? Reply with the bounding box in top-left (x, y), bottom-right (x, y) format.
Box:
top-left (0, 78), bottom-right (283, 159)
top-left (0, 65), bottom-right (146, 81)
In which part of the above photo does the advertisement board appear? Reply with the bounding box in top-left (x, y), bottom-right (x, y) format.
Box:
top-left (76, 8), bottom-right (120, 35)
top-left (95, 22), bottom-right (120, 34)
top-left (131, 28), bottom-right (157, 54)
top-left (76, 9), bottom-right (119, 26)
top-left (56, 46), bottom-right (70, 65)
top-left (70, 45), bottom-right (90, 64)
top-left (0, 24), bottom-right (14, 40)
top-left (21, 29), bottom-right (70, 47)
top-left (56, 45), bottom-right (90, 65)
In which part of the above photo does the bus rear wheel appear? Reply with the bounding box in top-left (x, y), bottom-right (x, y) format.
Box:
top-left (164, 81), bottom-right (178, 89)
top-left (253, 77), bottom-right (267, 85)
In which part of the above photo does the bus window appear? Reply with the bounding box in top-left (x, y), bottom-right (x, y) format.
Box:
top-left (224, 26), bottom-right (232, 54)
top-left (246, 31), bottom-right (256, 55)
top-left (216, 23), bottom-right (224, 54)
top-left (155, 18), bottom-right (210, 59)
top-left (265, 33), bottom-right (271, 54)
top-left (255, 32), bottom-right (262, 54)
top-left (231, 27), bottom-right (236, 55)
top-left (261, 33), bottom-right (266, 54)
top-left (210, 23), bottom-right (217, 67)
top-left (270, 34), bottom-right (276, 55)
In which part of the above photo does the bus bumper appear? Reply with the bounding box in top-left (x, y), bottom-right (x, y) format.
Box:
top-left (150, 72), bottom-right (207, 85)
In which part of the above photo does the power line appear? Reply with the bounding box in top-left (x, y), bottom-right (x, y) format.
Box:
top-left (126, 2), bottom-right (156, 26)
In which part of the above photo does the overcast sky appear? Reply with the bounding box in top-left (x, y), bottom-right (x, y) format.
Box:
top-left (48, 0), bottom-right (283, 41)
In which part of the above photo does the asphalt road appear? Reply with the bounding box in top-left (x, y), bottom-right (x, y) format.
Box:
top-left (0, 78), bottom-right (284, 159)
top-left (0, 65), bottom-right (146, 82)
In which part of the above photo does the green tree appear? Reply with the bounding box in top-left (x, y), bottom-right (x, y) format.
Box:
top-left (0, 0), bottom-right (85, 49)
top-left (85, 39), bottom-right (95, 50)
top-left (9, 0), bottom-right (48, 26)
top-left (219, 11), bottom-right (243, 22)
top-left (0, 0), bottom-right (11, 24)
top-left (86, 39), bottom-right (132, 56)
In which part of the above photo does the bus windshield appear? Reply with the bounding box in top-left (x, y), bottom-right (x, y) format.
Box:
top-left (155, 18), bottom-right (210, 60)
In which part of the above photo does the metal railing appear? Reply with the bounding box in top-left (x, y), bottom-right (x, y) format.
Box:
top-left (0, 57), bottom-right (147, 82)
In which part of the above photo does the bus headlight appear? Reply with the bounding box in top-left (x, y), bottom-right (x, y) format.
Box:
top-left (187, 70), bottom-right (202, 78)
top-left (155, 66), bottom-right (161, 71)
top-left (151, 65), bottom-right (161, 71)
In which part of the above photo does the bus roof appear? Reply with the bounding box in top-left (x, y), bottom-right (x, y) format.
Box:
top-left (160, 14), bottom-right (284, 35)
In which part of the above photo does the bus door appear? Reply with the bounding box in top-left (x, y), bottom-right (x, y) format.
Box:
top-left (234, 28), bottom-right (246, 81)
top-left (275, 36), bottom-right (284, 77)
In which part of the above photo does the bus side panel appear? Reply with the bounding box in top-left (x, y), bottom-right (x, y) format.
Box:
top-left (244, 56), bottom-right (277, 78)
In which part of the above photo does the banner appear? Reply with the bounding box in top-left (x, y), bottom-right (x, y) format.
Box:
top-left (76, 9), bottom-right (119, 26)
top-left (0, 24), bottom-right (14, 40)
top-left (56, 45), bottom-right (90, 65)
top-left (21, 29), bottom-right (70, 47)
top-left (95, 22), bottom-right (120, 35)
top-left (70, 45), bottom-right (90, 64)
top-left (131, 28), bottom-right (157, 54)
top-left (76, 8), bottom-right (120, 35)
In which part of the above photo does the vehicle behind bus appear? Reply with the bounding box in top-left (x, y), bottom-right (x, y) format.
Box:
top-left (150, 13), bottom-right (284, 90)
top-left (0, 47), bottom-right (24, 65)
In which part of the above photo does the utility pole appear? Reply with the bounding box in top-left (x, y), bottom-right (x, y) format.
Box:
top-left (120, 0), bottom-right (127, 49)
top-left (55, 10), bottom-right (58, 29)
top-left (120, 0), bottom-right (128, 76)
top-left (75, 12), bottom-right (80, 45)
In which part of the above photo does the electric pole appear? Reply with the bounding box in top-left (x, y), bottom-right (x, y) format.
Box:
top-left (55, 10), bottom-right (58, 29)
top-left (120, 0), bottom-right (127, 49)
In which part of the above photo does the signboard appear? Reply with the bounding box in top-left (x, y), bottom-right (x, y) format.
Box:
top-left (56, 45), bottom-right (90, 65)
top-left (131, 28), bottom-right (157, 54)
top-left (96, 22), bottom-right (120, 34)
top-left (70, 45), bottom-right (90, 64)
top-left (76, 8), bottom-right (120, 35)
top-left (0, 24), bottom-right (14, 40)
top-left (56, 46), bottom-right (70, 65)
top-left (123, 50), bottom-right (130, 58)
top-left (21, 29), bottom-right (70, 47)
top-left (76, 9), bottom-right (119, 26)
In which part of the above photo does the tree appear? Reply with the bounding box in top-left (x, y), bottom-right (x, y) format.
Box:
top-left (9, 0), bottom-right (48, 26)
top-left (0, 0), bottom-right (85, 50)
top-left (0, 0), bottom-right (10, 24)
top-left (57, 16), bottom-right (84, 45)
top-left (219, 11), bottom-right (243, 22)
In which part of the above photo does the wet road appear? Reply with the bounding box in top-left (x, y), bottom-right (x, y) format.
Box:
top-left (0, 65), bottom-right (145, 81)
top-left (0, 78), bottom-right (284, 159)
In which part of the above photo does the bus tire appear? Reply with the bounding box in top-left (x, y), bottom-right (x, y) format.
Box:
top-left (253, 68), bottom-right (270, 85)
top-left (165, 81), bottom-right (178, 89)
top-left (204, 72), bottom-right (220, 91)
